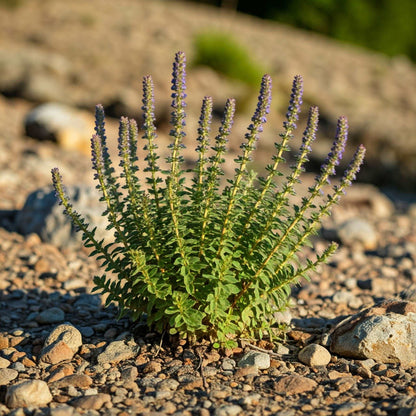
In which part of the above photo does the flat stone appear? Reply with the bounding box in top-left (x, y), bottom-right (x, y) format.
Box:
top-left (70, 393), bottom-right (111, 410)
top-left (330, 300), bottom-right (416, 366)
top-left (0, 368), bottom-right (18, 385)
top-left (274, 374), bottom-right (317, 395)
top-left (298, 344), bottom-right (331, 367)
top-left (36, 307), bottom-right (65, 324)
top-left (335, 401), bottom-right (366, 416)
top-left (0, 357), bottom-right (10, 369)
top-left (49, 405), bottom-right (75, 416)
top-left (97, 340), bottom-right (139, 365)
top-left (214, 404), bottom-right (243, 416)
top-left (238, 351), bottom-right (270, 369)
top-left (50, 374), bottom-right (93, 389)
top-left (6, 379), bottom-right (52, 408)
top-left (39, 340), bottom-right (74, 365)
top-left (336, 217), bottom-right (378, 250)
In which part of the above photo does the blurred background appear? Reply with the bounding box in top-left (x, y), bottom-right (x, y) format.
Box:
top-left (187, 0), bottom-right (416, 63)
top-left (1, 0), bottom-right (416, 214)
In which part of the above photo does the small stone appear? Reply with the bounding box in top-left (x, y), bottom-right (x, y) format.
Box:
top-left (97, 340), bottom-right (139, 365)
top-left (238, 351), bottom-right (270, 369)
top-left (44, 324), bottom-right (83, 353)
top-left (214, 404), bottom-right (243, 416)
top-left (157, 378), bottom-right (179, 391)
top-left (36, 307), bottom-right (65, 324)
top-left (39, 340), bottom-right (74, 365)
top-left (0, 368), bottom-right (18, 385)
top-left (239, 393), bottom-right (261, 406)
top-left (50, 374), bottom-right (93, 389)
top-left (70, 393), bottom-right (111, 410)
top-left (0, 357), bottom-right (10, 369)
top-left (335, 401), bottom-right (366, 416)
top-left (298, 344), bottom-right (331, 367)
top-left (221, 358), bottom-right (236, 371)
top-left (234, 365), bottom-right (259, 378)
top-left (275, 344), bottom-right (290, 355)
top-left (6, 380), bottom-right (52, 408)
top-left (143, 360), bottom-right (162, 374)
top-left (336, 217), bottom-right (378, 250)
top-left (49, 405), bottom-right (75, 416)
top-left (274, 374), bottom-right (317, 395)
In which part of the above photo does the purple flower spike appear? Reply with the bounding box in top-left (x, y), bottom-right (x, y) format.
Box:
top-left (320, 116), bottom-right (349, 176)
top-left (284, 75), bottom-right (303, 131)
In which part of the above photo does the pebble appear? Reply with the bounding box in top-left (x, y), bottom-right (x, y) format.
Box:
top-left (238, 351), bottom-right (270, 369)
top-left (0, 368), bottom-right (18, 385)
top-left (97, 339), bottom-right (139, 365)
top-left (50, 373), bottom-right (93, 389)
top-left (0, 357), bottom-right (10, 369)
top-left (69, 393), bottom-right (111, 410)
top-left (36, 307), bottom-right (65, 324)
top-left (334, 401), bottom-right (366, 416)
top-left (214, 404), bottom-right (243, 416)
top-left (274, 374), bottom-right (318, 395)
top-left (336, 217), bottom-right (378, 249)
top-left (6, 379), bottom-right (52, 408)
top-left (298, 344), bottom-right (331, 367)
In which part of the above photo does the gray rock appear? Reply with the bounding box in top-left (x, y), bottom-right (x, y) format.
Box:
top-left (6, 380), bottom-right (52, 408)
top-left (238, 351), bottom-right (270, 370)
top-left (15, 185), bottom-right (110, 247)
top-left (330, 300), bottom-right (416, 366)
top-left (36, 307), bottom-right (65, 324)
top-left (96, 339), bottom-right (139, 365)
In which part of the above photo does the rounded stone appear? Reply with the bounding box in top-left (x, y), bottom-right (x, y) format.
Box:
top-left (44, 323), bottom-right (83, 353)
top-left (298, 343), bottom-right (331, 367)
top-left (6, 380), bottom-right (52, 408)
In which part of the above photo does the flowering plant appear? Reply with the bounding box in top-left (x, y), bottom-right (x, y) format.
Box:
top-left (52, 52), bottom-right (365, 347)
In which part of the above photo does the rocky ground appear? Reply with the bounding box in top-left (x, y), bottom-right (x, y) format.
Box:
top-left (2, 0), bottom-right (416, 415)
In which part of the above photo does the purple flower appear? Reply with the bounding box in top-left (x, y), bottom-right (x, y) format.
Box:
top-left (284, 75), bottom-right (303, 130)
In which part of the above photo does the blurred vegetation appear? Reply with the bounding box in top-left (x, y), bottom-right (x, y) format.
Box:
top-left (188, 0), bottom-right (416, 62)
top-left (192, 31), bottom-right (266, 87)
top-left (0, 0), bottom-right (24, 9)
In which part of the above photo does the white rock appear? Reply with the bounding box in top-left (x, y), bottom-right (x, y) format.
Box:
top-left (214, 404), bottom-right (243, 416)
top-left (298, 344), bottom-right (331, 367)
top-left (330, 300), bottom-right (416, 367)
top-left (6, 380), bottom-right (52, 408)
top-left (337, 217), bottom-right (378, 250)
top-left (238, 351), bottom-right (270, 370)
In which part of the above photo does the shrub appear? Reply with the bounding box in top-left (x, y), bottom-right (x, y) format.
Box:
top-left (52, 51), bottom-right (365, 348)
top-left (192, 31), bottom-right (265, 87)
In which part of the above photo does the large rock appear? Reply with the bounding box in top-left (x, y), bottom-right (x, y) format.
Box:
top-left (329, 300), bottom-right (416, 367)
top-left (15, 185), bottom-right (110, 247)
top-left (24, 103), bottom-right (94, 155)
top-left (6, 380), bottom-right (52, 408)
